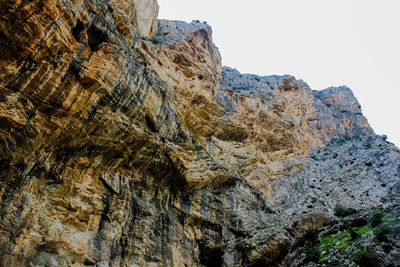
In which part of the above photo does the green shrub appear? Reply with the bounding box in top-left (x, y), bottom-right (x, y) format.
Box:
top-left (351, 217), bottom-right (368, 227)
top-left (349, 227), bottom-right (359, 240)
top-left (304, 248), bottom-right (320, 263)
top-left (334, 204), bottom-right (356, 217)
top-left (371, 212), bottom-right (383, 227)
top-left (382, 243), bottom-right (393, 253)
top-left (353, 250), bottom-right (382, 267)
top-left (303, 229), bottom-right (320, 244)
top-left (375, 225), bottom-right (394, 242)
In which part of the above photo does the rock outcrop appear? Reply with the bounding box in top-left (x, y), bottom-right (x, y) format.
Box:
top-left (0, 0), bottom-right (399, 266)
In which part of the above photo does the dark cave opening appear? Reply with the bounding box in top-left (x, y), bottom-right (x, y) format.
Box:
top-left (71, 19), bottom-right (85, 42)
top-left (87, 25), bottom-right (108, 51)
top-left (199, 245), bottom-right (224, 267)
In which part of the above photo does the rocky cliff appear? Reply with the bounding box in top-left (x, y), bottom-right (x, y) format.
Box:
top-left (0, 1), bottom-right (399, 266)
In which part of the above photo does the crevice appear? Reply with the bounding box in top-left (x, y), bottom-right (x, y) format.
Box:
top-left (71, 19), bottom-right (85, 42)
top-left (145, 114), bottom-right (157, 133)
top-left (87, 25), bottom-right (108, 51)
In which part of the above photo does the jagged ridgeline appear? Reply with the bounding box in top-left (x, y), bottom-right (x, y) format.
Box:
top-left (0, 0), bottom-right (399, 266)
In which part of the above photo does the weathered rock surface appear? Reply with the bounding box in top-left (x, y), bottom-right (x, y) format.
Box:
top-left (282, 206), bottom-right (400, 267)
top-left (0, 0), bottom-right (399, 266)
top-left (269, 134), bottom-right (400, 217)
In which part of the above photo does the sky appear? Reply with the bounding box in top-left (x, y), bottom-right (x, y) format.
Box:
top-left (158, 0), bottom-right (400, 147)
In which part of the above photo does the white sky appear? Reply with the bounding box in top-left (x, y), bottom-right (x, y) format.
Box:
top-left (158, 0), bottom-right (400, 147)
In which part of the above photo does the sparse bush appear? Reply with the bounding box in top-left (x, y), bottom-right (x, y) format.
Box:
top-left (382, 243), bottom-right (393, 253)
top-left (349, 227), bottom-right (359, 240)
top-left (353, 250), bottom-right (382, 267)
top-left (325, 219), bottom-right (339, 227)
top-left (371, 212), bottom-right (383, 227)
top-left (334, 204), bottom-right (356, 217)
top-left (351, 217), bottom-right (368, 227)
top-left (303, 229), bottom-right (320, 245)
top-left (375, 225), bottom-right (394, 242)
top-left (304, 248), bottom-right (320, 264)
top-left (149, 37), bottom-right (162, 45)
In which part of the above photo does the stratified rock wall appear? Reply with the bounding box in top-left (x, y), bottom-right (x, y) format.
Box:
top-left (0, 0), bottom-right (399, 266)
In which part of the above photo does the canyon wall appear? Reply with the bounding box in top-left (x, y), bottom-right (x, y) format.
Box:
top-left (0, 0), bottom-right (399, 266)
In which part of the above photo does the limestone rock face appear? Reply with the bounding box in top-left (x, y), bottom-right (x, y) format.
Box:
top-left (108, 0), bottom-right (159, 41)
top-left (205, 67), bottom-right (373, 197)
top-left (269, 134), bottom-right (400, 216)
top-left (0, 0), bottom-right (399, 266)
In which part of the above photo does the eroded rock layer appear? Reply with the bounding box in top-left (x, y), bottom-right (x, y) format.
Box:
top-left (0, 0), bottom-right (399, 266)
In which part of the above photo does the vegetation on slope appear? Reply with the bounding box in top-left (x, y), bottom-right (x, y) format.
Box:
top-left (283, 205), bottom-right (400, 266)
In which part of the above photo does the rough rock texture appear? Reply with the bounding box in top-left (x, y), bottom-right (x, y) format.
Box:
top-left (269, 134), bottom-right (400, 217)
top-left (214, 68), bottom-right (373, 197)
top-left (282, 205), bottom-right (400, 267)
top-left (0, 0), bottom-right (399, 266)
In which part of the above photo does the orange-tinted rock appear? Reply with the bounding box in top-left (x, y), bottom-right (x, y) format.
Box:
top-left (0, 0), bottom-right (399, 266)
